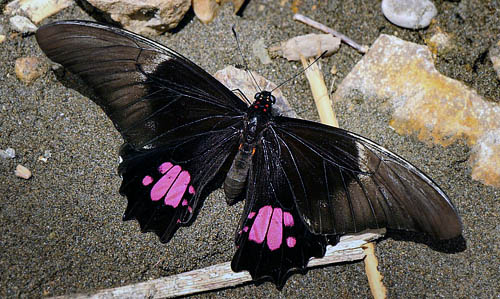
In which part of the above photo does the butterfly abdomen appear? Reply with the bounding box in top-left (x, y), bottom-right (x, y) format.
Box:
top-left (224, 91), bottom-right (275, 204)
top-left (224, 145), bottom-right (254, 204)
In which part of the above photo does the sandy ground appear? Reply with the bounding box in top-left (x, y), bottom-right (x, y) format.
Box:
top-left (0, 1), bottom-right (498, 298)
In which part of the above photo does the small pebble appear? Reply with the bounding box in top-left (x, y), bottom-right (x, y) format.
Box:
top-left (0, 148), bottom-right (16, 159)
top-left (9, 15), bottom-right (38, 33)
top-left (15, 57), bottom-right (47, 84)
top-left (38, 150), bottom-right (52, 162)
top-left (489, 40), bottom-right (500, 80)
top-left (252, 38), bottom-right (272, 65)
top-left (426, 26), bottom-right (454, 56)
top-left (15, 164), bottom-right (32, 179)
top-left (381, 0), bottom-right (437, 29)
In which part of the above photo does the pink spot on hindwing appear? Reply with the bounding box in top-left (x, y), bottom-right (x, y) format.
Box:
top-left (164, 170), bottom-right (191, 208)
top-left (158, 162), bottom-right (173, 174)
top-left (283, 211), bottom-right (294, 227)
top-left (150, 165), bottom-right (181, 201)
top-left (267, 208), bottom-right (283, 251)
top-left (145, 162), bottom-right (194, 212)
top-left (248, 205), bottom-right (272, 244)
top-left (188, 206), bottom-right (193, 213)
top-left (246, 206), bottom-right (297, 251)
top-left (142, 175), bottom-right (153, 186)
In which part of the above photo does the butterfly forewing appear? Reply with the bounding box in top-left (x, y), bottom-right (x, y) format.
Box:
top-left (35, 20), bottom-right (247, 149)
top-left (272, 117), bottom-right (462, 240)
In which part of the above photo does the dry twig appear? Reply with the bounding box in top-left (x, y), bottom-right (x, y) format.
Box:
top-left (293, 14), bottom-right (369, 53)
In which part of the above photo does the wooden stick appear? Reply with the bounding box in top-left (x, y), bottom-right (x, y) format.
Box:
top-left (52, 230), bottom-right (384, 299)
top-left (362, 243), bottom-right (387, 299)
top-left (293, 14), bottom-right (369, 54)
top-left (300, 55), bottom-right (339, 127)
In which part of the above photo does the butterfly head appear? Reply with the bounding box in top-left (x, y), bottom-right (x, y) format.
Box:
top-left (251, 91), bottom-right (275, 114)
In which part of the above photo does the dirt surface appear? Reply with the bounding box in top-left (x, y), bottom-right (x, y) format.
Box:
top-left (0, 1), bottom-right (498, 298)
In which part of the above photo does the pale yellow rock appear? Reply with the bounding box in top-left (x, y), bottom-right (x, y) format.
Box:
top-left (86, 0), bottom-right (191, 35)
top-left (15, 164), bottom-right (32, 179)
top-left (333, 34), bottom-right (500, 187)
top-left (15, 57), bottom-right (47, 84)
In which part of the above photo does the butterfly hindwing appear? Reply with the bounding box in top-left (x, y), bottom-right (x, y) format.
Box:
top-left (118, 125), bottom-right (240, 242)
top-left (231, 133), bottom-right (328, 287)
top-left (272, 117), bottom-right (462, 240)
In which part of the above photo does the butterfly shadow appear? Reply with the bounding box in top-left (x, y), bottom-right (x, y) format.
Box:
top-left (384, 230), bottom-right (467, 254)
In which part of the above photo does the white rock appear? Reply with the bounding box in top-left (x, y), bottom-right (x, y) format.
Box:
top-left (9, 15), bottom-right (37, 33)
top-left (0, 148), bottom-right (16, 159)
top-left (281, 33), bottom-right (341, 61)
top-left (381, 0), bottom-right (437, 29)
top-left (214, 66), bottom-right (298, 118)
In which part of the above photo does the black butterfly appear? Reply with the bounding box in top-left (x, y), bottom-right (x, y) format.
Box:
top-left (36, 20), bottom-right (462, 288)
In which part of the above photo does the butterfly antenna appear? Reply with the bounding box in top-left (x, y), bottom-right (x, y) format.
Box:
top-left (232, 26), bottom-right (262, 92)
top-left (271, 50), bottom-right (328, 93)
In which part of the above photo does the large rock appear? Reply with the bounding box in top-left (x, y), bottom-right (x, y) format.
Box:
top-left (4, 0), bottom-right (73, 23)
top-left (333, 34), bottom-right (500, 187)
top-left (86, 0), bottom-right (191, 35)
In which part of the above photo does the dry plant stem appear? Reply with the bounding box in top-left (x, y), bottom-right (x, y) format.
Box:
top-left (300, 55), bottom-right (339, 127)
top-left (293, 14), bottom-right (369, 53)
top-left (53, 230), bottom-right (383, 299)
top-left (362, 243), bottom-right (387, 299)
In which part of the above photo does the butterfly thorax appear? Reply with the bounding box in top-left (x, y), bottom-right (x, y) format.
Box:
top-left (223, 91), bottom-right (275, 204)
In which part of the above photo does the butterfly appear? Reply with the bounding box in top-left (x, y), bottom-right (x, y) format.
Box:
top-left (36, 20), bottom-right (462, 288)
